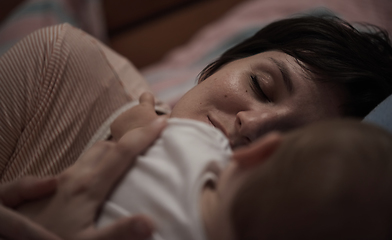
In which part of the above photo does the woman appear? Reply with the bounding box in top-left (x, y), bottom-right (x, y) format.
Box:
top-left (1, 15), bottom-right (392, 239)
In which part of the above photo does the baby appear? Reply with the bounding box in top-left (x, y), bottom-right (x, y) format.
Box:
top-left (228, 120), bottom-right (392, 240)
top-left (97, 118), bottom-right (392, 240)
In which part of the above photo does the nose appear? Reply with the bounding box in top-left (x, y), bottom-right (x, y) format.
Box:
top-left (235, 111), bottom-right (276, 143)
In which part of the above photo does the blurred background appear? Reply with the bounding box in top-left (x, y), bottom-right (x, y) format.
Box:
top-left (0, 0), bottom-right (246, 68)
top-left (104, 0), bottom-right (246, 68)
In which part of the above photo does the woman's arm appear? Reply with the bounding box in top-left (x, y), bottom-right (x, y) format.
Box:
top-left (0, 177), bottom-right (61, 240)
top-left (2, 117), bottom-right (167, 240)
top-left (20, 117), bottom-right (167, 240)
top-left (0, 23), bottom-right (153, 182)
top-left (0, 22), bottom-right (166, 239)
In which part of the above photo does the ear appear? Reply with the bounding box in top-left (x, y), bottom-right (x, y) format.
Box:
top-left (232, 132), bottom-right (283, 169)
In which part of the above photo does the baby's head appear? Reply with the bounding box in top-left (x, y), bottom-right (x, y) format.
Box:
top-left (202, 119), bottom-right (392, 240)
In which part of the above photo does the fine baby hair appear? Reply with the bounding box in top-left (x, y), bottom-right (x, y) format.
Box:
top-left (231, 120), bottom-right (392, 240)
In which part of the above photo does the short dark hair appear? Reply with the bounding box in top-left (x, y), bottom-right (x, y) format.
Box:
top-left (199, 16), bottom-right (392, 118)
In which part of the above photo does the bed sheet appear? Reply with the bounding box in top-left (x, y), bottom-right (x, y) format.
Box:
top-left (141, 0), bottom-right (392, 107)
top-left (0, 0), bottom-right (106, 56)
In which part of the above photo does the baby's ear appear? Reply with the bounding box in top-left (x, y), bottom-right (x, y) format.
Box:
top-left (232, 132), bottom-right (283, 169)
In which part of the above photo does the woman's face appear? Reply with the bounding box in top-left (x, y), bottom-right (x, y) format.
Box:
top-left (170, 51), bottom-right (343, 148)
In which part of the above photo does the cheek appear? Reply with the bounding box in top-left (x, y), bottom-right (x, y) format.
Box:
top-left (172, 73), bottom-right (250, 116)
top-left (170, 85), bottom-right (209, 118)
top-left (209, 79), bottom-right (251, 108)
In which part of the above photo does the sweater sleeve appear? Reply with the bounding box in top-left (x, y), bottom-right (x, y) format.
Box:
top-left (0, 23), bottom-right (152, 182)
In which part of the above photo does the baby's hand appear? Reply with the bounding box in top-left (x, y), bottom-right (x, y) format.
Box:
top-left (110, 92), bottom-right (167, 141)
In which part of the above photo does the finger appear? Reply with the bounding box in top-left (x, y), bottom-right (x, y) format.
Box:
top-left (59, 117), bottom-right (167, 209)
top-left (0, 177), bottom-right (57, 207)
top-left (118, 115), bottom-right (168, 157)
top-left (95, 116), bottom-right (168, 194)
top-left (72, 141), bottom-right (115, 168)
top-left (138, 92), bottom-right (155, 107)
top-left (0, 205), bottom-right (61, 240)
top-left (81, 216), bottom-right (154, 240)
top-left (56, 142), bottom-right (115, 204)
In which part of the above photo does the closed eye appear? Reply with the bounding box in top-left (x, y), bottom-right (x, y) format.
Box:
top-left (250, 75), bottom-right (271, 102)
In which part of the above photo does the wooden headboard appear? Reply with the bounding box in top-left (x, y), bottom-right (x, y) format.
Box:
top-left (103, 0), bottom-right (247, 68)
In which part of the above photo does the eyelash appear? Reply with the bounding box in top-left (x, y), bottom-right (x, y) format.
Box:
top-left (250, 75), bottom-right (271, 102)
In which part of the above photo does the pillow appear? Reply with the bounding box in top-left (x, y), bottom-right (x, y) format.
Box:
top-left (363, 94), bottom-right (392, 134)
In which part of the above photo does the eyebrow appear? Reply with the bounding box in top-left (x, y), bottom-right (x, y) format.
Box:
top-left (268, 57), bottom-right (293, 93)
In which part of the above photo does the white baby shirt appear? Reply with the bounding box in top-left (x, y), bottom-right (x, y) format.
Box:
top-left (97, 118), bottom-right (232, 240)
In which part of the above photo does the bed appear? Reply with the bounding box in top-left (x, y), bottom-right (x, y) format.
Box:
top-left (136, 0), bottom-right (392, 107)
top-left (1, 0), bottom-right (392, 131)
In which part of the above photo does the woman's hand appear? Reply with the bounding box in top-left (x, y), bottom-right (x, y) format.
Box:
top-left (111, 92), bottom-right (162, 141)
top-left (0, 177), bottom-right (61, 240)
top-left (18, 116), bottom-right (168, 240)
